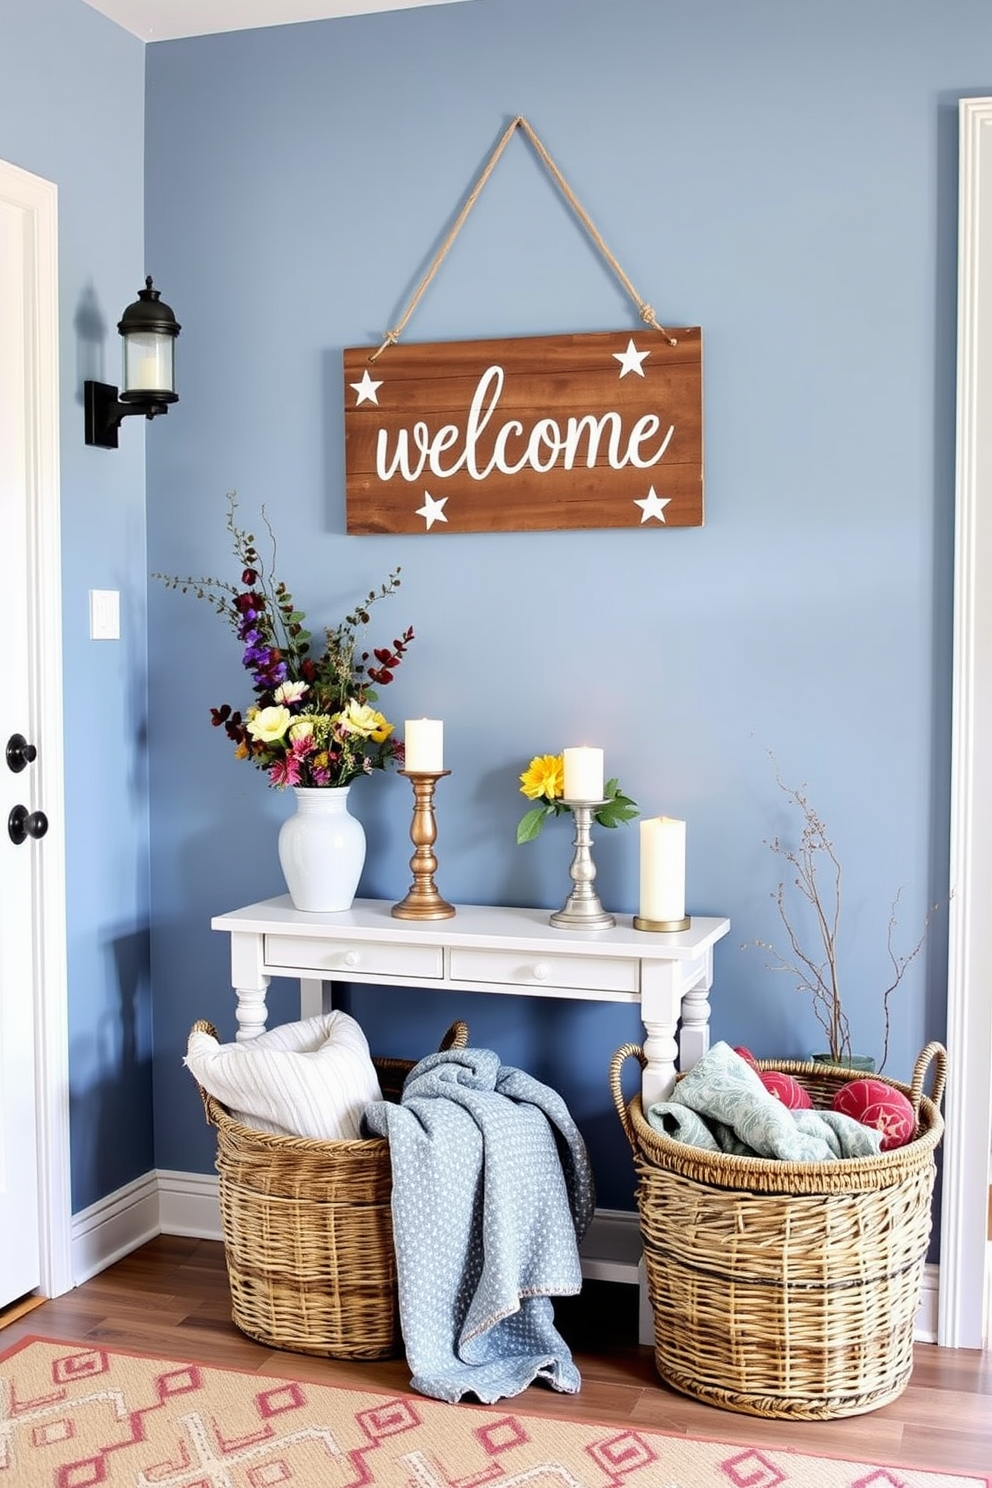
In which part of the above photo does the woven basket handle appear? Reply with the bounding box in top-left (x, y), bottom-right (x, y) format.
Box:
top-left (188, 1019), bottom-right (220, 1126)
top-left (609, 1043), bottom-right (646, 1151)
top-left (909, 1040), bottom-right (947, 1115)
top-left (440, 1020), bottom-right (470, 1051)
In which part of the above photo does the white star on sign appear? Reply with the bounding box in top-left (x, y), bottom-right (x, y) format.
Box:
top-left (613, 338), bottom-right (651, 378)
top-left (634, 486), bottom-right (672, 524)
top-left (350, 369), bottom-right (383, 405)
top-left (416, 491), bottom-right (448, 530)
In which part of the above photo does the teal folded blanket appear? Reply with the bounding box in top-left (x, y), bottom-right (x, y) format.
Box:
top-left (645, 1041), bottom-right (882, 1161)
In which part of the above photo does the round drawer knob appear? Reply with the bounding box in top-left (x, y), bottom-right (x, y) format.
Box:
top-left (532, 962), bottom-right (551, 981)
top-left (343, 950), bottom-right (360, 968)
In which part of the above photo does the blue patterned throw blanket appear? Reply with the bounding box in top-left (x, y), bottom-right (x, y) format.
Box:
top-left (363, 1046), bottom-right (596, 1405)
top-left (645, 1041), bottom-right (883, 1161)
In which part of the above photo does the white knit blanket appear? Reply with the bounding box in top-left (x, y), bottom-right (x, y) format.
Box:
top-left (185, 1011), bottom-right (382, 1141)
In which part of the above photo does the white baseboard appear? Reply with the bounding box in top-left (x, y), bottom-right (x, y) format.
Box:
top-left (578, 1207), bottom-right (643, 1283)
top-left (157, 1169), bottom-right (223, 1242)
top-left (72, 1171), bottom-right (940, 1345)
top-left (152, 1175), bottom-right (643, 1284)
top-left (70, 1171), bottom-right (160, 1285)
top-left (914, 1261), bottom-right (939, 1343)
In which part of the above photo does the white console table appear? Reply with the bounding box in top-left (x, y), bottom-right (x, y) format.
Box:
top-left (211, 895), bottom-right (730, 1343)
top-left (211, 896), bottom-right (731, 1107)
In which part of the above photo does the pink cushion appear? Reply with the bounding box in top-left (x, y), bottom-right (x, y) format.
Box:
top-left (733, 1045), bottom-right (758, 1067)
top-left (758, 1069), bottom-right (812, 1109)
top-left (831, 1078), bottom-right (915, 1150)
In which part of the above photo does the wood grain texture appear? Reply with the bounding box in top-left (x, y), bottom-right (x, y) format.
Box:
top-left (344, 329), bottom-right (703, 534)
top-left (1, 1237), bottom-right (989, 1475)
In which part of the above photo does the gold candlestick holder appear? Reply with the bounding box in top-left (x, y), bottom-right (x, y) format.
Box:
top-left (633, 912), bottom-right (692, 933)
top-left (391, 769), bottom-right (456, 920)
top-left (549, 800), bottom-right (616, 930)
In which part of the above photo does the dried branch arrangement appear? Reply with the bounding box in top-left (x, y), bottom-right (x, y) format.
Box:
top-left (750, 755), bottom-right (937, 1070)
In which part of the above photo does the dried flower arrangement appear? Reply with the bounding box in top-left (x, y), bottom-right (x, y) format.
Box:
top-left (155, 493), bottom-right (414, 789)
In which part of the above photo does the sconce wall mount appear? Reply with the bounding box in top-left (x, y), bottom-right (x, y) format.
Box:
top-left (84, 276), bottom-right (181, 449)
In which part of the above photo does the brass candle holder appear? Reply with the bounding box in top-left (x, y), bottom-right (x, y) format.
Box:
top-left (633, 912), bottom-right (692, 933)
top-left (549, 800), bottom-right (616, 930)
top-left (391, 769), bottom-right (456, 920)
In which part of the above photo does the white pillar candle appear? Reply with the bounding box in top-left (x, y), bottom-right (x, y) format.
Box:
top-left (639, 816), bottom-right (686, 923)
top-left (404, 718), bottom-right (443, 772)
top-left (563, 746), bottom-right (604, 802)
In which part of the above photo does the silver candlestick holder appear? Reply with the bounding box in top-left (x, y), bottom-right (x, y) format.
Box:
top-left (549, 799), bottom-right (616, 930)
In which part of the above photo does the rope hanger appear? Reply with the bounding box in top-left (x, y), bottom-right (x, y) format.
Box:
top-left (369, 115), bottom-right (677, 362)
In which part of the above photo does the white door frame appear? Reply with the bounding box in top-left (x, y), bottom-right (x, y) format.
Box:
top-left (938, 97), bottom-right (992, 1349)
top-left (0, 157), bottom-right (72, 1300)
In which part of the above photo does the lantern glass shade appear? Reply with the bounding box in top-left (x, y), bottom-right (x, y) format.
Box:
top-left (122, 329), bottom-right (175, 396)
top-left (83, 276), bottom-right (181, 445)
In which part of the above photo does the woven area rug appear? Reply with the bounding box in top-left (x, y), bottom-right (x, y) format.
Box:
top-left (1, 1336), bottom-right (988, 1488)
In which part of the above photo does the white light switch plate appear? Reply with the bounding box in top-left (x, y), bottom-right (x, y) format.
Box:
top-left (89, 589), bottom-right (120, 640)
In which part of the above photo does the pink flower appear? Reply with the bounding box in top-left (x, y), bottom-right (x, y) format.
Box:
top-left (289, 733), bottom-right (315, 761)
top-left (269, 756), bottom-right (302, 787)
top-left (274, 680), bottom-right (308, 705)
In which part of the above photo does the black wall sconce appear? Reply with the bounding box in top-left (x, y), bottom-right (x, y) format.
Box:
top-left (84, 276), bottom-right (181, 448)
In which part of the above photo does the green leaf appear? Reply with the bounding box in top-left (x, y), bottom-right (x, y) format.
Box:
top-left (594, 791), bottom-right (639, 829)
top-left (517, 806), bottom-right (551, 844)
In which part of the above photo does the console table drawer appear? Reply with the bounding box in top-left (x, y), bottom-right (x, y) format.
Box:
top-left (449, 947), bottom-right (638, 994)
top-left (266, 935), bottom-right (443, 979)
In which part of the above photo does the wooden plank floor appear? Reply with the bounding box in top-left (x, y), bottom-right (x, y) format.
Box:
top-left (1, 1236), bottom-right (990, 1475)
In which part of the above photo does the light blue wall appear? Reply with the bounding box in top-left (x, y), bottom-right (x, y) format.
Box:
top-left (1, 0), bottom-right (982, 1220)
top-left (0, 0), bottom-right (154, 1210)
top-left (144, 0), bottom-right (982, 1210)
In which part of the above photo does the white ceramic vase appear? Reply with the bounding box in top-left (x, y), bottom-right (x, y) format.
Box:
top-left (277, 785), bottom-right (367, 912)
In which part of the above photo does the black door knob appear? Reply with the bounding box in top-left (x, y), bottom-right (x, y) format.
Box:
top-left (8, 805), bottom-right (49, 845)
top-left (6, 734), bottom-right (38, 773)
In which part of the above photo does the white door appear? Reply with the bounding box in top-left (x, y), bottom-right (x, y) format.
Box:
top-left (0, 157), bottom-right (71, 1308)
top-left (0, 187), bottom-right (40, 1303)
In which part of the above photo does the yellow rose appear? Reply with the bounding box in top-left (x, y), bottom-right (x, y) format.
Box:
top-left (338, 699), bottom-right (383, 739)
top-left (246, 704), bottom-right (292, 743)
top-left (370, 711), bottom-right (393, 744)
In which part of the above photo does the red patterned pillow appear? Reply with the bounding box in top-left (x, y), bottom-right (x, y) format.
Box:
top-left (831, 1078), bottom-right (915, 1150)
top-left (733, 1046), bottom-right (758, 1067)
top-left (758, 1069), bottom-right (812, 1109)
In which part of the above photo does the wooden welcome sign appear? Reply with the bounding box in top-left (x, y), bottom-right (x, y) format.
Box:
top-left (343, 328), bottom-right (703, 534)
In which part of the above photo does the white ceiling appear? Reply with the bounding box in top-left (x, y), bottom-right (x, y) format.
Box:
top-left (80, 0), bottom-right (476, 42)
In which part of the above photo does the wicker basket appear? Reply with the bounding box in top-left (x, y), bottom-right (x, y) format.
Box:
top-left (192, 1018), bottom-right (469, 1360)
top-left (610, 1042), bottom-right (946, 1420)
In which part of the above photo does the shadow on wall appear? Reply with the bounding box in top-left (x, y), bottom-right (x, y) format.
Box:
top-left (69, 926), bottom-right (154, 1213)
top-left (74, 280), bottom-right (110, 406)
